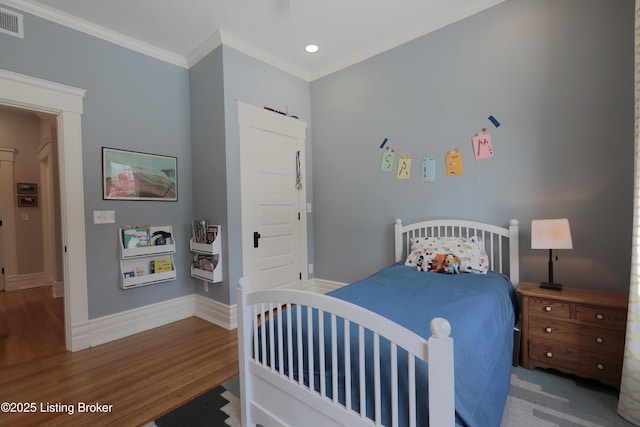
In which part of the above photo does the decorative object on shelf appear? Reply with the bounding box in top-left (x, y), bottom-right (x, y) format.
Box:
top-left (16, 182), bottom-right (37, 194)
top-left (119, 225), bottom-right (176, 289)
top-left (152, 230), bottom-right (172, 246)
top-left (102, 147), bottom-right (177, 201)
top-left (531, 218), bottom-right (573, 291)
top-left (190, 222), bottom-right (222, 284)
top-left (17, 195), bottom-right (37, 207)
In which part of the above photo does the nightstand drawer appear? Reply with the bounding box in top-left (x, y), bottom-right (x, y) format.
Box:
top-left (528, 338), bottom-right (622, 388)
top-left (575, 304), bottom-right (627, 329)
top-left (528, 316), bottom-right (625, 356)
top-left (528, 298), bottom-right (571, 319)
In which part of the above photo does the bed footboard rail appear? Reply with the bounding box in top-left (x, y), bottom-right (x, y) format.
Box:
top-left (237, 277), bottom-right (455, 427)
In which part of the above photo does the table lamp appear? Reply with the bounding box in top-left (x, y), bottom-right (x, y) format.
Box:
top-left (531, 218), bottom-right (573, 291)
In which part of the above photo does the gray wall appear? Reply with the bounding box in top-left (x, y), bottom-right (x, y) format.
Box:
top-left (310, 0), bottom-right (634, 293)
top-left (0, 9), bottom-right (194, 318)
top-left (189, 46), bottom-right (229, 303)
top-left (220, 45), bottom-right (313, 305)
top-left (0, 0), bottom-right (633, 323)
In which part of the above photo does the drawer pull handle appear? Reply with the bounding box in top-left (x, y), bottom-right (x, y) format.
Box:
top-left (596, 314), bottom-right (604, 320)
top-left (545, 306), bottom-right (552, 312)
top-left (545, 352), bottom-right (553, 358)
top-left (597, 363), bottom-right (605, 371)
top-left (545, 327), bottom-right (553, 333)
top-left (596, 337), bottom-right (604, 344)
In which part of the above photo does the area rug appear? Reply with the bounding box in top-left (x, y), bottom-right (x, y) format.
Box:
top-left (145, 376), bottom-right (240, 427)
top-left (503, 367), bottom-right (634, 427)
top-left (148, 367), bottom-right (635, 426)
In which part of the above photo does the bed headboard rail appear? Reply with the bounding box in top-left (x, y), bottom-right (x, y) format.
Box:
top-left (394, 218), bottom-right (519, 284)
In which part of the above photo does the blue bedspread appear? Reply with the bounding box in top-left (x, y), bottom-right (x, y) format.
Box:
top-left (327, 263), bottom-right (517, 427)
top-left (258, 263), bottom-right (517, 426)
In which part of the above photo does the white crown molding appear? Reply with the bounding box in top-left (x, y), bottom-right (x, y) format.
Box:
top-left (185, 30), bottom-right (223, 69)
top-left (218, 30), bottom-right (312, 82)
top-left (1, 0), bottom-right (188, 68)
top-left (1, 0), bottom-right (504, 81)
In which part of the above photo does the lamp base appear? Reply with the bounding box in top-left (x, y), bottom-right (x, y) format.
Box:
top-left (540, 281), bottom-right (562, 291)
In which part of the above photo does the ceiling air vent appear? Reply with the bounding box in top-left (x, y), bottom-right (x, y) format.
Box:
top-left (0, 7), bottom-right (23, 39)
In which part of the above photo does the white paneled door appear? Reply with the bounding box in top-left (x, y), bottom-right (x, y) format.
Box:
top-left (238, 101), bottom-right (308, 291)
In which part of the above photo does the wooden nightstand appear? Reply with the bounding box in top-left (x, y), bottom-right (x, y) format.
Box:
top-left (517, 282), bottom-right (629, 389)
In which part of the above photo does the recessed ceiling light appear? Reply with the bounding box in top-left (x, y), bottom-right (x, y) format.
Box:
top-left (305, 44), bottom-right (319, 53)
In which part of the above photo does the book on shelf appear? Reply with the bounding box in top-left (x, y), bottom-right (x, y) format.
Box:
top-left (192, 219), bottom-right (218, 244)
top-left (193, 254), bottom-right (218, 272)
top-left (192, 219), bottom-right (206, 244)
top-left (206, 225), bottom-right (218, 244)
top-left (122, 225), bottom-right (150, 248)
top-left (150, 258), bottom-right (172, 274)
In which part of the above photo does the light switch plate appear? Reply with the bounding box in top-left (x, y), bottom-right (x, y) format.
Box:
top-left (93, 210), bottom-right (115, 224)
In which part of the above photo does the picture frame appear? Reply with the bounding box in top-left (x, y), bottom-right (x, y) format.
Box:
top-left (18, 196), bottom-right (38, 207)
top-left (102, 147), bottom-right (177, 201)
top-left (17, 182), bottom-right (37, 194)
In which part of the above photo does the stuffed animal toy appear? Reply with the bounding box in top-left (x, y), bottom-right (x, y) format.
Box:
top-left (442, 254), bottom-right (461, 274)
top-left (416, 250), bottom-right (432, 272)
top-left (429, 253), bottom-right (447, 273)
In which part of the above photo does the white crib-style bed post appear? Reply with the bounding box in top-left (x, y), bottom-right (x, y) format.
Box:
top-left (237, 277), bottom-right (254, 427)
top-left (428, 318), bottom-right (455, 427)
top-left (394, 218), bottom-right (404, 263)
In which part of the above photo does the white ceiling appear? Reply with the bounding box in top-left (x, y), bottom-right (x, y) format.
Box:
top-left (5, 0), bottom-right (505, 81)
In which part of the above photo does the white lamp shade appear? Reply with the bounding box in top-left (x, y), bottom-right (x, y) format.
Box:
top-left (531, 218), bottom-right (573, 250)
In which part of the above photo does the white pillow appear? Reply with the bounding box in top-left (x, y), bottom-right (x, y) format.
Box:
top-left (404, 236), bottom-right (489, 274)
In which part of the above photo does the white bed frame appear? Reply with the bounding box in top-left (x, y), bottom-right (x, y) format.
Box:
top-left (237, 218), bottom-right (519, 427)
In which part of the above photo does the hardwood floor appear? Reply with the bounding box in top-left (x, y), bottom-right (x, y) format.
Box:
top-left (0, 289), bottom-right (239, 426)
top-left (0, 287), bottom-right (65, 368)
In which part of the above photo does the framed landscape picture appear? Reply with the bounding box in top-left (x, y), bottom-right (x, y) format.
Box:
top-left (18, 196), bottom-right (38, 207)
top-left (17, 183), bottom-right (37, 194)
top-left (102, 147), bottom-right (177, 201)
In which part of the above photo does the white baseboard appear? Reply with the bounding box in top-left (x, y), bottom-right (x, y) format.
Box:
top-left (69, 279), bottom-right (344, 351)
top-left (194, 294), bottom-right (237, 330)
top-left (309, 278), bottom-right (347, 294)
top-left (52, 280), bottom-right (64, 298)
top-left (5, 272), bottom-right (45, 291)
top-left (86, 294), bottom-right (195, 347)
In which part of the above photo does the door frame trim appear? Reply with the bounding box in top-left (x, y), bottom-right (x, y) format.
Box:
top-left (237, 100), bottom-right (309, 289)
top-left (0, 69), bottom-right (89, 351)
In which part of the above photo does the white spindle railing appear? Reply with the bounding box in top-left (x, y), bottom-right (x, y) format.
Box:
top-left (237, 279), bottom-right (455, 427)
top-left (394, 218), bottom-right (519, 282)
